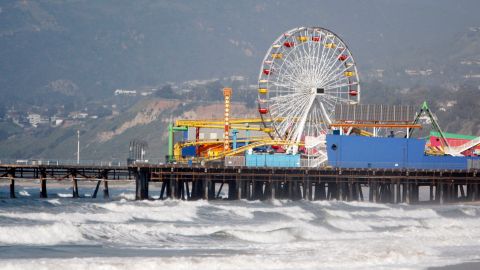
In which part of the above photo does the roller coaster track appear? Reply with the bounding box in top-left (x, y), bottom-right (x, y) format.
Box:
top-left (174, 137), bottom-right (268, 148)
top-left (175, 118), bottom-right (269, 126)
top-left (446, 136), bottom-right (480, 156)
top-left (205, 139), bottom-right (298, 161)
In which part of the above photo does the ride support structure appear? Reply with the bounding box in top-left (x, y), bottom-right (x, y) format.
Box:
top-left (223, 87), bottom-right (232, 152)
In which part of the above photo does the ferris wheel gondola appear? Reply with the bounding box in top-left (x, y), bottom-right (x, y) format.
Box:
top-left (257, 27), bottom-right (361, 167)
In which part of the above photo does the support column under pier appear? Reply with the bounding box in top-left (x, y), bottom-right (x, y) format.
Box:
top-left (314, 181), bottom-right (326, 201)
top-left (72, 171), bottom-right (79, 198)
top-left (235, 175), bottom-right (242, 200)
top-left (40, 168), bottom-right (47, 198)
top-left (135, 168), bottom-right (150, 200)
top-left (395, 180), bottom-right (401, 204)
top-left (439, 182), bottom-right (445, 204)
top-left (103, 170), bottom-right (109, 199)
top-left (8, 168), bottom-right (15, 199)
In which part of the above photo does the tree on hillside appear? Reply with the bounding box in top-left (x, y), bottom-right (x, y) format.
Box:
top-left (156, 84), bottom-right (177, 99)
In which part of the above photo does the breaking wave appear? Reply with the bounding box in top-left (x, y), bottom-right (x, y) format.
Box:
top-left (1, 187), bottom-right (480, 269)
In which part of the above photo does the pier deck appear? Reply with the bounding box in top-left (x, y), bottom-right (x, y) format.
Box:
top-left (0, 164), bottom-right (479, 204)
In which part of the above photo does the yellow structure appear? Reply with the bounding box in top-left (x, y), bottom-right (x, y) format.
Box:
top-left (169, 87), bottom-right (288, 163)
top-left (223, 87), bottom-right (232, 151)
top-left (175, 118), bottom-right (279, 128)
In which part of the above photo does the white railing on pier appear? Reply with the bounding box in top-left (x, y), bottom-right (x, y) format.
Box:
top-left (0, 159), bottom-right (165, 167)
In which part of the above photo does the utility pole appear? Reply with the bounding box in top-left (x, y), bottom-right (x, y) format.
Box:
top-left (77, 130), bottom-right (80, 164)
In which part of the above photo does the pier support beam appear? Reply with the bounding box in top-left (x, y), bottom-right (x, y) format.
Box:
top-left (185, 179), bottom-right (191, 200)
top-left (170, 175), bottom-right (178, 199)
top-left (459, 184), bottom-right (466, 201)
top-left (270, 181), bottom-right (276, 200)
top-left (228, 180), bottom-right (236, 200)
top-left (358, 183), bottom-right (364, 201)
top-left (135, 167), bottom-right (150, 200)
top-left (370, 181), bottom-right (378, 203)
top-left (304, 178), bottom-right (311, 201)
top-left (405, 182), bottom-right (411, 204)
top-left (72, 171), bottom-right (79, 198)
top-left (92, 180), bottom-right (101, 198)
top-left (236, 175), bottom-right (242, 200)
top-left (328, 181), bottom-right (337, 200)
top-left (348, 180), bottom-right (354, 202)
top-left (439, 183), bottom-right (445, 204)
top-left (8, 168), bottom-right (15, 198)
top-left (315, 181), bottom-right (326, 200)
top-left (159, 180), bottom-right (167, 200)
top-left (40, 168), bottom-right (47, 198)
top-left (102, 169), bottom-right (109, 199)
top-left (246, 180), bottom-right (252, 200)
top-left (103, 180), bottom-right (110, 199)
top-left (389, 181), bottom-right (395, 204)
top-left (203, 177), bottom-right (210, 200)
top-left (208, 180), bottom-right (216, 199)
top-left (474, 183), bottom-right (479, 201)
top-left (395, 181), bottom-right (401, 204)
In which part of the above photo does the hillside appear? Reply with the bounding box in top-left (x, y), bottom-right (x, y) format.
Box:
top-left (1, 0), bottom-right (480, 105)
top-left (0, 77), bottom-right (478, 162)
top-left (0, 74), bottom-right (258, 160)
top-left (1, 1), bottom-right (480, 161)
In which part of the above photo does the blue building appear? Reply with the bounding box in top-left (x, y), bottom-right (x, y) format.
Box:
top-left (326, 134), bottom-right (479, 170)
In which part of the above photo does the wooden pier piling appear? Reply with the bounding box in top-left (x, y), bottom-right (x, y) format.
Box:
top-left (8, 168), bottom-right (15, 199)
top-left (40, 168), bottom-right (47, 198)
top-left (72, 171), bottom-right (79, 198)
top-left (135, 167), bottom-right (149, 200)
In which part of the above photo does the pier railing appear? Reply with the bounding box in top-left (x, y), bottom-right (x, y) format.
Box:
top-left (0, 159), bottom-right (128, 167)
top-left (0, 158), bottom-right (171, 167)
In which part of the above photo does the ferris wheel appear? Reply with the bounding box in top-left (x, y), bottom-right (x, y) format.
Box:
top-left (257, 27), bottom-right (360, 166)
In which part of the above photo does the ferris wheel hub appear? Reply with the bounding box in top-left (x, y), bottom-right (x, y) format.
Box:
top-left (316, 88), bottom-right (325, 94)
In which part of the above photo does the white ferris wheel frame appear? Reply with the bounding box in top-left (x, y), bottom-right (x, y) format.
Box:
top-left (257, 27), bottom-right (360, 165)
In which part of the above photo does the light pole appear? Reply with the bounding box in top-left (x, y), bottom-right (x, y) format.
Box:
top-left (77, 130), bottom-right (80, 164)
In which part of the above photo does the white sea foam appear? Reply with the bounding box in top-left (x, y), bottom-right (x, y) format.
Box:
top-left (0, 253), bottom-right (463, 270)
top-left (353, 208), bottom-right (440, 219)
top-left (0, 198), bottom-right (479, 269)
top-left (0, 222), bottom-right (85, 245)
top-left (47, 198), bottom-right (62, 205)
top-left (324, 209), bottom-right (353, 219)
top-left (460, 207), bottom-right (478, 216)
top-left (213, 203), bottom-right (316, 221)
top-left (18, 190), bottom-right (30, 196)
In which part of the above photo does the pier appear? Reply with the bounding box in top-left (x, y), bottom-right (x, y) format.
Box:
top-left (0, 163), bottom-right (479, 204)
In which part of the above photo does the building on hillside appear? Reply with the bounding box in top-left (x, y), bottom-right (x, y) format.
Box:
top-left (69, 112), bottom-right (89, 119)
top-left (114, 89), bottom-right (137, 96)
top-left (27, 113), bottom-right (49, 128)
top-left (50, 116), bottom-right (64, 127)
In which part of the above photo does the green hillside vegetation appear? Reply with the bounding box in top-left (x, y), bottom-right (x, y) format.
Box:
top-left (1, 1), bottom-right (479, 161)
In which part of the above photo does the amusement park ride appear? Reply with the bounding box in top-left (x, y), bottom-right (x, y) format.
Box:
top-left (167, 26), bottom-right (480, 168)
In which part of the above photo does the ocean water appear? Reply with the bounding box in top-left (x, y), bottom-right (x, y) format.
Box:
top-left (0, 184), bottom-right (480, 270)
